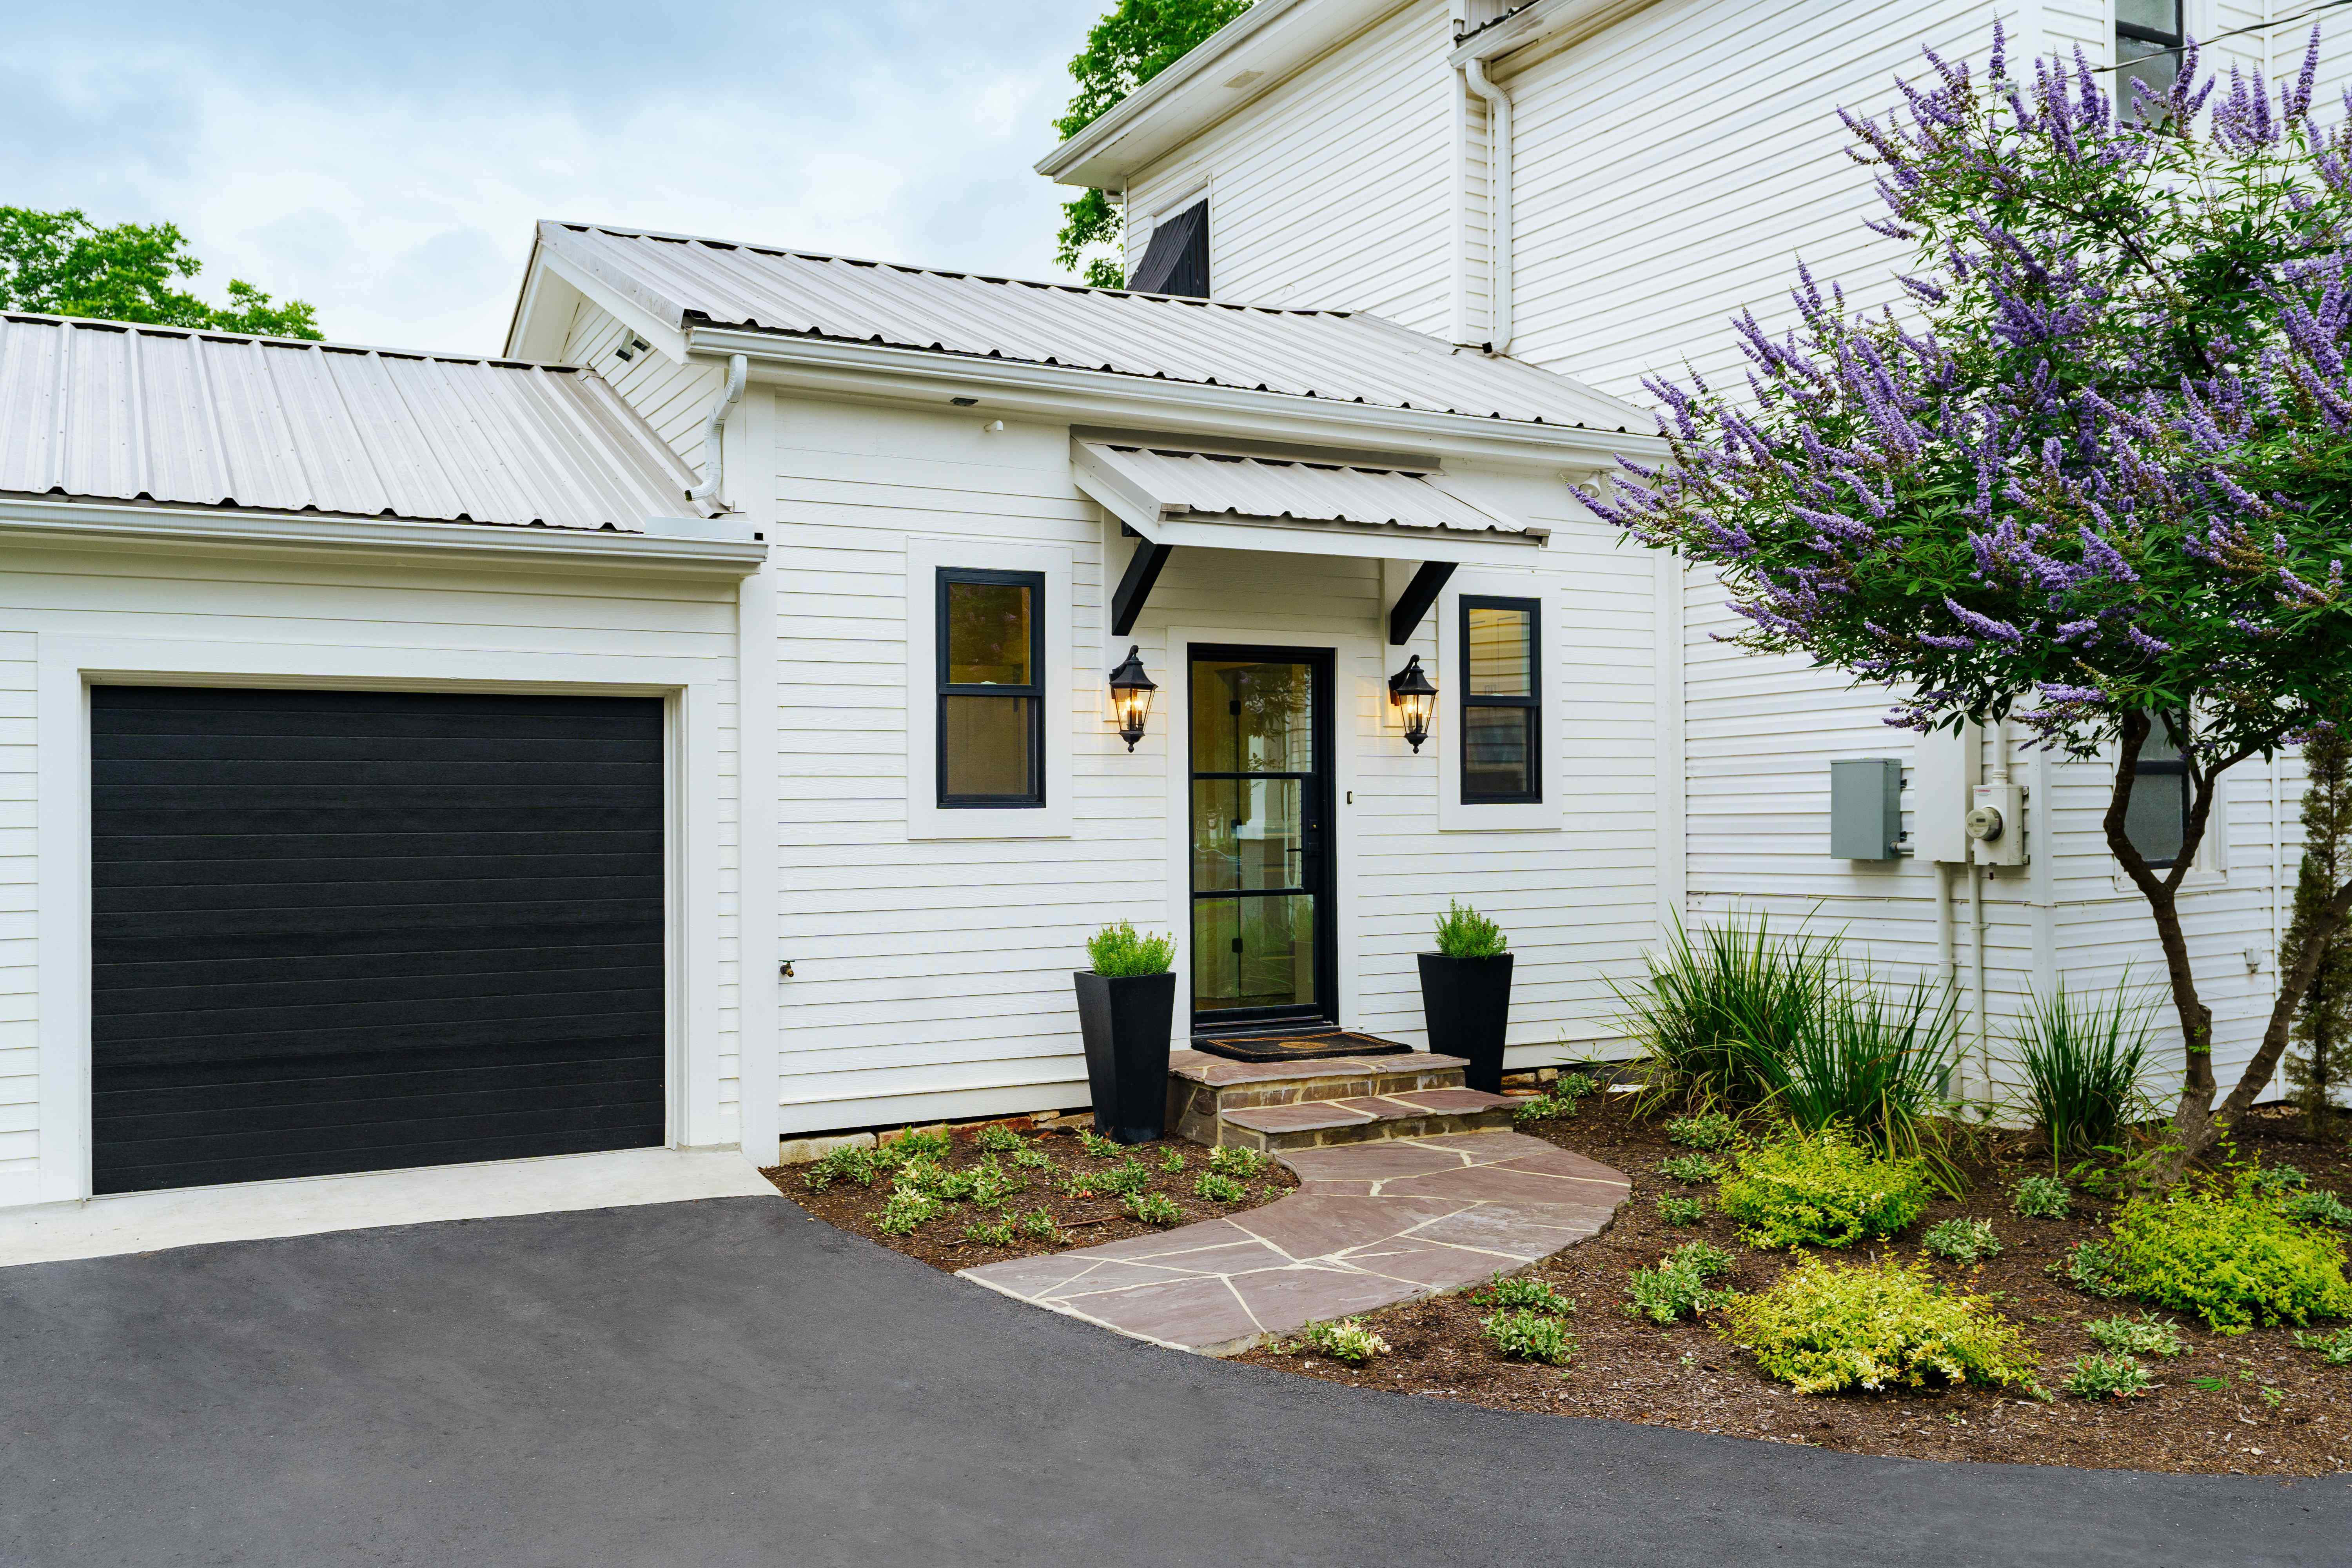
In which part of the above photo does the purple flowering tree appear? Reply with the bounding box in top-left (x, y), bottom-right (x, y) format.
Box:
top-left (1579, 32), bottom-right (2352, 1179)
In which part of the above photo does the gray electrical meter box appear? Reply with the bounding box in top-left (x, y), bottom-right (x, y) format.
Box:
top-left (1830, 758), bottom-right (1903, 860)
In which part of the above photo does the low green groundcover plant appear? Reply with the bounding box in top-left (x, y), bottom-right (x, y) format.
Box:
top-left (2294, 1326), bottom-right (2352, 1365)
top-left (1474, 1273), bottom-right (1576, 1316)
top-left (1625, 1241), bottom-right (1736, 1324)
top-left (2249, 1163), bottom-right (2310, 1195)
top-left (1065, 1159), bottom-right (1154, 1198)
top-left (1657, 1152), bottom-right (1724, 1184)
top-left (976, 1124), bottom-right (1026, 1155)
top-left (962, 1214), bottom-right (1016, 1247)
top-left (1120, 1191), bottom-right (1182, 1226)
top-left (1656, 1195), bottom-right (1707, 1227)
top-left (2049, 1239), bottom-right (2126, 1299)
top-left (1515, 1074), bottom-right (1602, 1123)
top-left (1666, 1112), bottom-right (1740, 1150)
top-left (2010, 1174), bottom-right (2073, 1220)
top-left (803, 1143), bottom-right (882, 1192)
top-left (1077, 1129), bottom-right (1123, 1158)
top-left (874, 1189), bottom-right (943, 1236)
top-left (1296, 1318), bottom-right (1390, 1364)
top-left (2063, 1352), bottom-right (2154, 1400)
top-left (1483, 1308), bottom-right (1576, 1366)
top-left (2285, 1188), bottom-right (2352, 1231)
top-left (1722, 1258), bottom-right (2038, 1395)
top-left (2083, 1313), bottom-right (2186, 1358)
top-left (1434, 900), bottom-right (1509, 959)
top-left (1921, 1217), bottom-right (2002, 1265)
top-left (1716, 1128), bottom-right (1932, 1250)
top-left (1195, 1170), bottom-right (1247, 1204)
top-left (2101, 1178), bottom-right (2352, 1332)
top-left (1087, 920), bottom-right (1175, 977)
top-left (1209, 1145), bottom-right (1272, 1179)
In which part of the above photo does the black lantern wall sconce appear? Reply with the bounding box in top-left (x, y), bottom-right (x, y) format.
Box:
top-left (1388, 653), bottom-right (1437, 752)
top-left (1108, 645), bottom-right (1158, 751)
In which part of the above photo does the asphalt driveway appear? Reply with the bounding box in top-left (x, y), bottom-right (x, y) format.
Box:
top-left (0, 1194), bottom-right (2343, 1567)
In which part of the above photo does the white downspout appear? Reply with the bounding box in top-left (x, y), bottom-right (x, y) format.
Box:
top-left (686, 352), bottom-right (749, 505)
top-left (1462, 56), bottom-right (1513, 354)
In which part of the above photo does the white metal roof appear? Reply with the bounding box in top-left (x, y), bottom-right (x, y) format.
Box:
top-left (1072, 440), bottom-right (1532, 535)
top-left (0, 313), bottom-right (710, 531)
top-left (535, 220), bottom-right (1652, 433)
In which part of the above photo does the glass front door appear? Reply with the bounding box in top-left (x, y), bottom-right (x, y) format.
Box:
top-left (1189, 646), bottom-right (1335, 1031)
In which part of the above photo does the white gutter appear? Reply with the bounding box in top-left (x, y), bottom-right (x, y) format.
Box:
top-left (685, 326), bottom-right (1669, 469)
top-left (0, 496), bottom-right (769, 577)
top-left (1461, 55), bottom-right (1515, 354)
top-left (686, 353), bottom-right (750, 506)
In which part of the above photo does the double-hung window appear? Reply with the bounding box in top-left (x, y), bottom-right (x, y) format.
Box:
top-left (937, 567), bottom-right (1044, 808)
top-left (1459, 595), bottom-right (1542, 804)
top-left (2116, 0), bottom-right (2185, 110)
top-left (2122, 715), bottom-right (2189, 867)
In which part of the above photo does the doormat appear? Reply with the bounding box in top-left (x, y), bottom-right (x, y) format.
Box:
top-left (1188, 1027), bottom-right (1416, 1063)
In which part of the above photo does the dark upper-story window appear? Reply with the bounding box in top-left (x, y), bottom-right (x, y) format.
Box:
top-left (1460, 595), bottom-right (1542, 804)
top-left (1130, 200), bottom-right (1209, 298)
top-left (2123, 715), bottom-right (2189, 867)
top-left (2116, 0), bottom-right (2185, 111)
top-left (938, 568), bottom-right (1045, 808)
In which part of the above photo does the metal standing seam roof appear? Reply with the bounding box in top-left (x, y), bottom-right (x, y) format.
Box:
top-left (1074, 441), bottom-right (1532, 535)
top-left (535, 221), bottom-right (1654, 433)
top-left (0, 313), bottom-right (711, 532)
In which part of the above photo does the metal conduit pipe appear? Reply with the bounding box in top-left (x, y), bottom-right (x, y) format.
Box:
top-left (686, 353), bottom-right (749, 505)
top-left (1462, 56), bottom-right (1514, 354)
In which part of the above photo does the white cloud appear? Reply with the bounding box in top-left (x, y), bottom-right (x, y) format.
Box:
top-left (1, 2), bottom-right (1104, 352)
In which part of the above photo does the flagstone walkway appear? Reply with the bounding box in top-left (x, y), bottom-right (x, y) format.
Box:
top-left (957, 1130), bottom-right (1630, 1355)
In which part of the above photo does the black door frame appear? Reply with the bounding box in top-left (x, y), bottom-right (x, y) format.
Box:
top-left (1185, 643), bottom-right (1339, 1036)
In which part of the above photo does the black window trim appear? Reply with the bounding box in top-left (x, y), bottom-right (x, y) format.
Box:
top-left (1458, 593), bottom-right (1543, 806)
top-left (2125, 718), bottom-right (2191, 870)
top-left (936, 565), bottom-right (1046, 809)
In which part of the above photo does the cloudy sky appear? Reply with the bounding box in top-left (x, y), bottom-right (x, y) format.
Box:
top-left (2, 0), bottom-right (1108, 352)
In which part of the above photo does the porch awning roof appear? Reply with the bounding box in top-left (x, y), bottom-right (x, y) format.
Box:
top-left (1069, 438), bottom-right (1546, 566)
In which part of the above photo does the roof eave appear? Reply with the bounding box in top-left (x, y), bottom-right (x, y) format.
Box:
top-left (684, 324), bottom-right (1667, 468)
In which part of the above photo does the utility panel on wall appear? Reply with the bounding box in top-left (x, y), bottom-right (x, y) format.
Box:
top-left (1829, 758), bottom-right (1904, 860)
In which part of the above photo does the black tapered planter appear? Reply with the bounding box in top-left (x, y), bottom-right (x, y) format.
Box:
top-left (1417, 953), bottom-right (1515, 1094)
top-left (1074, 969), bottom-right (1178, 1143)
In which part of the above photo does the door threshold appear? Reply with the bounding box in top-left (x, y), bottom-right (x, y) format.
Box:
top-left (0, 1147), bottom-right (779, 1269)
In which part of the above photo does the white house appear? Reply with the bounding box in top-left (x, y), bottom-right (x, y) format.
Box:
top-left (0, 212), bottom-right (1671, 1208)
top-left (1038, 0), bottom-right (2336, 1110)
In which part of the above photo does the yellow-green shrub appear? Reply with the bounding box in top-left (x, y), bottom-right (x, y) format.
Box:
top-left (1722, 1258), bottom-right (2038, 1394)
top-left (2103, 1181), bottom-right (2352, 1333)
top-left (1716, 1127), bottom-right (1932, 1249)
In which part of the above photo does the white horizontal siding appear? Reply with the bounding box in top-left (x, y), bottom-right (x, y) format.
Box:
top-left (560, 299), bottom-right (725, 473)
top-left (1125, 0), bottom-right (1459, 331)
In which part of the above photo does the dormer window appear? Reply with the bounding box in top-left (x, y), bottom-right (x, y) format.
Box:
top-left (1131, 199), bottom-right (1209, 298)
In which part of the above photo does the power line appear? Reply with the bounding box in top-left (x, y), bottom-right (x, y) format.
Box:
top-left (2090, 0), bottom-right (2352, 73)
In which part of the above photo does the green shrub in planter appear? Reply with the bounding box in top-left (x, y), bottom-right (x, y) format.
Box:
top-left (2102, 1179), bottom-right (2352, 1332)
top-left (1716, 1127), bottom-right (1933, 1249)
top-left (1433, 900), bottom-right (1508, 958)
top-left (1723, 1258), bottom-right (2038, 1395)
top-left (1086, 919), bottom-right (1174, 976)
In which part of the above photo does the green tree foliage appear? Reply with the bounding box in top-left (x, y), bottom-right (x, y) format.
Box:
top-left (0, 207), bottom-right (321, 338)
top-left (2283, 726), bottom-right (2352, 1140)
top-left (1052, 0), bottom-right (1251, 287)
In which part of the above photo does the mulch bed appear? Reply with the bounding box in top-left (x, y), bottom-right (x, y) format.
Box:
top-left (770, 1098), bottom-right (2352, 1477)
top-left (1233, 1094), bottom-right (2352, 1477)
top-left (768, 1121), bottom-right (1296, 1273)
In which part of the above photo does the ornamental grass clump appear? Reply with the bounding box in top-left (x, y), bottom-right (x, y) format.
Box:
top-left (1769, 976), bottom-right (1963, 1187)
top-left (1716, 1127), bottom-right (1933, 1249)
top-left (1615, 914), bottom-right (1837, 1110)
top-left (2015, 981), bottom-right (2156, 1165)
top-left (1921, 1217), bottom-right (2003, 1265)
top-left (1723, 1258), bottom-right (2038, 1395)
top-left (2101, 1177), bottom-right (2352, 1332)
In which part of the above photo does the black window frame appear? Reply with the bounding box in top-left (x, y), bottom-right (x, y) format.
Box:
top-left (2123, 715), bottom-right (2191, 869)
top-left (936, 566), bottom-right (1046, 809)
top-left (2116, 0), bottom-right (2185, 107)
top-left (1458, 594), bottom-right (1543, 806)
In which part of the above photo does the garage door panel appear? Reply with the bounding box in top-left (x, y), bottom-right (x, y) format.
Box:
top-left (95, 958), bottom-right (664, 1018)
top-left (91, 686), bottom-right (669, 1194)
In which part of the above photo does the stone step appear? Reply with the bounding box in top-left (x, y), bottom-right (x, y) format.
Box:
top-left (1212, 1086), bottom-right (1517, 1152)
top-left (1165, 1048), bottom-right (1473, 1147)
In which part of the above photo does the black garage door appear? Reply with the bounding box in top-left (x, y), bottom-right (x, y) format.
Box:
top-left (91, 687), bottom-right (668, 1195)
